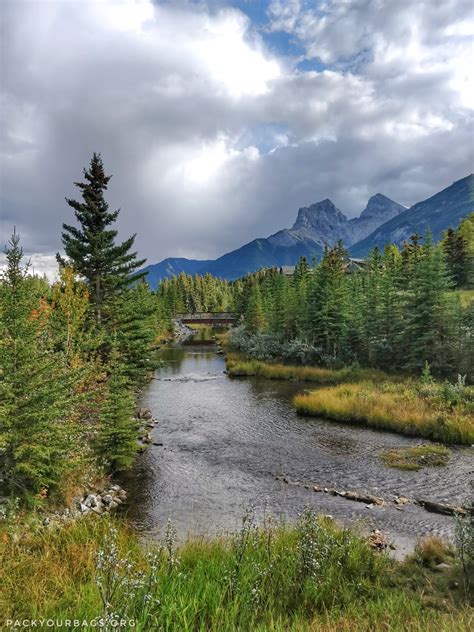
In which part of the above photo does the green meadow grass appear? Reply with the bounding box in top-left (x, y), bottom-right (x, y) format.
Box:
top-left (0, 512), bottom-right (472, 631)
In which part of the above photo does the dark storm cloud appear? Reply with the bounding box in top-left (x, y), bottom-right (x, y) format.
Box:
top-left (1, 0), bottom-right (472, 276)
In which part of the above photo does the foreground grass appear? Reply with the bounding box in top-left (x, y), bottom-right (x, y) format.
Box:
top-left (226, 352), bottom-right (387, 385)
top-left (381, 444), bottom-right (451, 471)
top-left (294, 381), bottom-right (474, 445)
top-left (0, 512), bottom-right (472, 632)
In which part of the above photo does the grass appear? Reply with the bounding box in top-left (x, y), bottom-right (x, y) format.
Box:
top-left (226, 352), bottom-right (387, 385)
top-left (0, 511), bottom-right (472, 632)
top-left (381, 444), bottom-right (451, 471)
top-left (294, 381), bottom-right (474, 445)
top-left (224, 349), bottom-right (474, 445)
top-left (414, 536), bottom-right (455, 569)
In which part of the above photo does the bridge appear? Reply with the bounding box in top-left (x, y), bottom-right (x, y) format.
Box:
top-left (175, 312), bottom-right (236, 326)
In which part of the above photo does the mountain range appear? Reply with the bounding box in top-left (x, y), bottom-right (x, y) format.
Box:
top-left (143, 174), bottom-right (474, 287)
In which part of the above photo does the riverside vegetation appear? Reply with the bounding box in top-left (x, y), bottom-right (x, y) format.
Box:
top-left (1, 155), bottom-right (473, 629)
top-left (224, 218), bottom-right (474, 445)
top-left (1, 508), bottom-right (473, 631)
top-left (380, 444), bottom-right (451, 471)
top-left (225, 349), bottom-right (474, 445)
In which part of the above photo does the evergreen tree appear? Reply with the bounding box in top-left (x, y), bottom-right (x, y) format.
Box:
top-left (245, 280), bottom-right (267, 333)
top-left (402, 235), bottom-right (454, 373)
top-left (267, 270), bottom-right (289, 336)
top-left (58, 153), bottom-right (146, 323)
top-left (114, 282), bottom-right (159, 387)
top-left (292, 257), bottom-right (310, 337)
top-left (306, 242), bottom-right (349, 360)
top-left (363, 248), bottom-right (384, 365)
top-left (96, 342), bottom-right (138, 472)
top-left (0, 232), bottom-right (75, 497)
top-left (377, 245), bottom-right (404, 369)
top-left (442, 227), bottom-right (469, 288)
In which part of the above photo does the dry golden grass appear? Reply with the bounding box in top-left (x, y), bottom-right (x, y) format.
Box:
top-left (294, 381), bottom-right (474, 444)
top-left (414, 536), bottom-right (455, 568)
top-left (226, 353), bottom-right (386, 385)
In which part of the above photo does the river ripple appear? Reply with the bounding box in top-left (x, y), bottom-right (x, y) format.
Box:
top-left (120, 341), bottom-right (473, 556)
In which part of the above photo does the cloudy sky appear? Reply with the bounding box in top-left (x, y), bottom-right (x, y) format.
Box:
top-left (1, 0), bottom-right (473, 276)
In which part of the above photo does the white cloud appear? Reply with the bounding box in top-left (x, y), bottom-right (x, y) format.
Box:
top-left (0, 252), bottom-right (58, 282)
top-left (0, 0), bottom-right (472, 265)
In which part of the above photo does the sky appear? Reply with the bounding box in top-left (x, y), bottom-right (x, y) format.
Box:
top-left (1, 0), bottom-right (473, 278)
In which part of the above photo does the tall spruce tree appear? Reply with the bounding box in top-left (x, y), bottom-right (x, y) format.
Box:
top-left (402, 235), bottom-right (453, 373)
top-left (58, 153), bottom-right (146, 323)
top-left (114, 282), bottom-right (159, 388)
top-left (306, 242), bottom-right (349, 360)
top-left (96, 341), bottom-right (138, 472)
top-left (442, 227), bottom-right (469, 288)
top-left (245, 280), bottom-right (267, 333)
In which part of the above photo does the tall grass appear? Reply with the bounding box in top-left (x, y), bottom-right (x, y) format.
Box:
top-left (226, 352), bottom-right (386, 385)
top-left (294, 381), bottom-right (474, 445)
top-left (1, 512), bottom-right (472, 631)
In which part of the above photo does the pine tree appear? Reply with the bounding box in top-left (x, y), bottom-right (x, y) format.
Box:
top-left (345, 270), bottom-right (369, 364)
top-left (268, 270), bottom-right (289, 336)
top-left (292, 257), bottom-right (310, 337)
top-left (442, 227), bottom-right (469, 288)
top-left (245, 280), bottom-right (267, 333)
top-left (402, 235), bottom-right (454, 373)
top-left (58, 153), bottom-right (146, 324)
top-left (306, 242), bottom-right (349, 360)
top-left (0, 232), bottom-right (75, 498)
top-left (377, 245), bottom-right (404, 369)
top-left (114, 282), bottom-right (159, 387)
top-left (96, 342), bottom-right (138, 473)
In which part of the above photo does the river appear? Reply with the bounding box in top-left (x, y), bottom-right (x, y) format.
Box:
top-left (120, 331), bottom-right (473, 557)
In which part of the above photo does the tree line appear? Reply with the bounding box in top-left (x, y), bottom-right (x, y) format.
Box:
top-left (158, 272), bottom-right (234, 315)
top-left (233, 215), bottom-right (474, 378)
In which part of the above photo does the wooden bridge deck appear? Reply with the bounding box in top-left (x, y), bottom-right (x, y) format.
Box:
top-left (176, 312), bottom-right (236, 325)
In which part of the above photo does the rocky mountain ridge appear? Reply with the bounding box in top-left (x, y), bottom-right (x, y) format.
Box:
top-left (142, 174), bottom-right (473, 285)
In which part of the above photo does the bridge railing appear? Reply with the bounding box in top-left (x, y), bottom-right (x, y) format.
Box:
top-left (176, 312), bottom-right (235, 320)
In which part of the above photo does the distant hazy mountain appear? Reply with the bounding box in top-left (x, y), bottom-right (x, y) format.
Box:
top-left (143, 176), bottom-right (472, 286)
top-left (141, 257), bottom-right (210, 286)
top-left (143, 195), bottom-right (402, 286)
top-left (350, 174), bottom-right (474, 257)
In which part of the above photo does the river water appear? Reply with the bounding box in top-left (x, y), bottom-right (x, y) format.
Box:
top-left (120, 333), bottom-right (473, 556)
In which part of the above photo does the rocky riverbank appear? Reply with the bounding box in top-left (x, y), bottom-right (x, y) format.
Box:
top-left (40, 484), bottom-right (128, 527)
